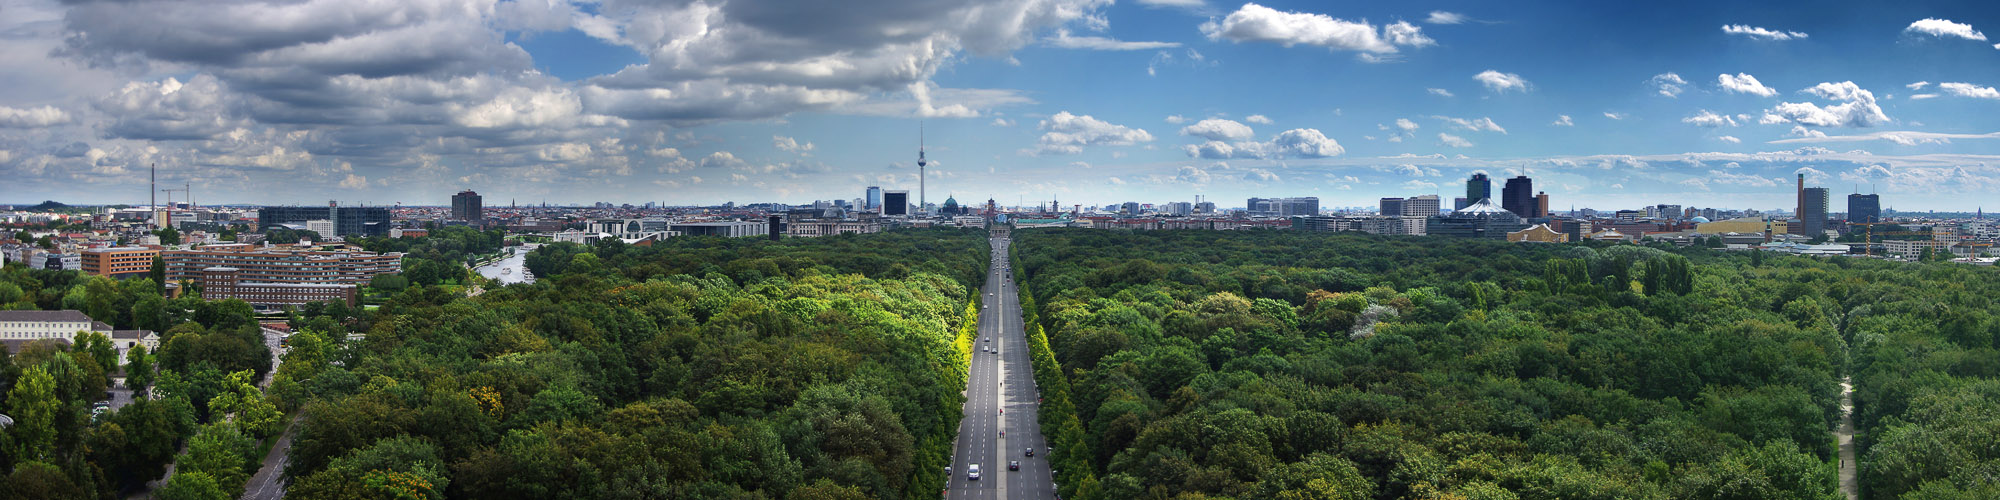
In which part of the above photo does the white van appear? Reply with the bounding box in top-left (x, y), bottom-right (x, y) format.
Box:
top-left (968, 463), bottom-right (981, 480)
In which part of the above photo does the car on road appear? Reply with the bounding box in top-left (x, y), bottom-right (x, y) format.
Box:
top-left (1025, 447), bottom-right (1034, 457)
top-left (968, 464), bottom-right (980, 480)
top-left (1009, 461), bottom-right (1019, 471)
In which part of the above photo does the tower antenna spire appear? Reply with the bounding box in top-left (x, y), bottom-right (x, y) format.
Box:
top-left (918, 121), bottom-right (928, 216)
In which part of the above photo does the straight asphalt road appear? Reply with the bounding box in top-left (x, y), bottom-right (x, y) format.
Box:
top-left (948, 228), bottom-right (1058, 500)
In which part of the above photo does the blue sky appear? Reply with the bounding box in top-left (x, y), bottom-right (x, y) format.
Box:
top-left (2, 0), bottom-right (1998, 211)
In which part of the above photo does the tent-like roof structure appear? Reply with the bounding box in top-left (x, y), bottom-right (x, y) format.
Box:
top-left (1453, 198), bottom-right (1512, 215)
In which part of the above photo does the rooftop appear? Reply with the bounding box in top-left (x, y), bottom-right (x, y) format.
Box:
top-left (0, 310), bottom-right (93, 323)
top-left (82, 246), bottom-right (157, 253)
top-left (1450, 199), bottom-right (1516, 216)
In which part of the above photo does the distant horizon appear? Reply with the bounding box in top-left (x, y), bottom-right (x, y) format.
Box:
top-left (5, 1), bottom-right (1999, 211)
top-left (4, 198), bottom-right (1986, 216)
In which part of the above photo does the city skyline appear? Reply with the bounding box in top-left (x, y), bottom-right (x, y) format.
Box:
top-left (3, 0), bottom-right (1999, 209)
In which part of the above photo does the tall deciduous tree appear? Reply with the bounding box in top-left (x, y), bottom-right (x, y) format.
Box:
top-left (7, 367), bottom-right (59, 462)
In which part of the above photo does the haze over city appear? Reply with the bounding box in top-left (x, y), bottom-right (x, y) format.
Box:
top-left (3, 0), bottom-right (1999, 210)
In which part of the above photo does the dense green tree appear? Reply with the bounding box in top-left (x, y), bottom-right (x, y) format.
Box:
top-left (6, 367), bottom-right (59, 462)
top-left (73, 330), bottom-right (119, 378)
top-left (178, 422), bottom-right (259, 494)
top-left (151, 255), bottom-right (168, 292)
top-left (158, 471), bottom-right (231, 500)
top-left (126, 343), bottom-right (154, 394)
top-left (1, 461), bottom-right (86, 500)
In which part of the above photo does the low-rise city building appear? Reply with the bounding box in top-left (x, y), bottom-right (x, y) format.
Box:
top-left (81, 246), bottom-right (159, 278)
top-left (201, 267), bottom-right (357, 307)
top-left (162, 244), bottom-right (401, 286)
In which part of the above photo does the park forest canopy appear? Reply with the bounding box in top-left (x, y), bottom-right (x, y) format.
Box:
top-left (278, 227), bottom-right (990, 500)
top-left (1008, 228), bottom-right (2000, 500)
top-left (5, 225), bottom-right (1996, 500)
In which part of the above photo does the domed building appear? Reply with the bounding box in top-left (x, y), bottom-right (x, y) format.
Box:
top-left (1427, 198), bottom-right (1530, 239)
top-left (941, 195), bottom-right (962, 216)
top-left (1689, 216), bottom-right (1712, 224)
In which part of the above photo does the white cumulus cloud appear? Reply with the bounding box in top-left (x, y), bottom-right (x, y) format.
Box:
top-left (1180, 118), bottom-right (1256, 141)
top-left (1683, 110), bottom-right (1739, 127)
top-left (1551, 115), bottom-right (1574, 126)
top-left (1718, 73), bottom-right (1778, 97)
top-left (1722, 24), bottom-right (1807, 40)
top-left (1475, 70), bottom-right (1529, 92)
top-left (773, 135), bottom-right (816, 154)
top-left (1201, 4), bottom-right (1434, 61)
top-left (1650, 73), bottom-right (1689, 97)
top-left (1906, 18), bottom-right (1987, 41)
top-left (1939, 82), bottom-right (2000, 99)
top-left (1033, 111), bottom-right (1155, 155)
top-left (1271, 128), bottom-right (1344, 157)
top-left (1765, 81), bottom-right (1889, 127)
top-left (0, 105), bottom-right (74, 128)
top-left (1438, 132), bottom-right (1473, 147)
top-left (1426, 11), bottom-right (1467, 24)
top-left (1434, 115), bottom-right (1507, 133)
top-left (1245, 114), bottom-right (1273, 124)
top-left (1046, 29), bottom-right (1182, 51)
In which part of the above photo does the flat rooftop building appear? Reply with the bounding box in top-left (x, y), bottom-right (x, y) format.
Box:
top-left (81, 246), bottom-right (158, 278)
top-left (669, 221), bottom-right (769, 238)
top-left (202, 267), bottom-right (357, 307)
top-left (163, 244), bottom-right (401, 286)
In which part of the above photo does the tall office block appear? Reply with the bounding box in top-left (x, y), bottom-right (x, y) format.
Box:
top-left (882, 190), bottom-right (910, 216)
top-left (259, 203), bottom-right (392, 237)
top-left (1501, 176), bottom-right (1534, 218)
top-left (1402, 195), bottom-right (1440, 216)
top-left (452, 190), bottom-right (483, 222)
top-left (1847, 193), bottom-right (1880, 223)
top-left (1467, 173), bottom-right (1492, 203)
top-left (1379, 197), bottom-right (1404, 216)
top-left (1802, 187), bottom-right (1829, 236)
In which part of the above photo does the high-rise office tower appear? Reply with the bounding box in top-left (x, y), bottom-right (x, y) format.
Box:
top-left (1803, 187), bottom-right (1829, 236)
top-left (883, 190), bottom-right (910, 216)
top-left (1467, 174), bottom-right (1492, 204)
top-left (1501, 176), bottom-right (1534, 218)
top-left (1796, 174), bottom-right (1804, 218)
top-left (1848, 193), bottom-right (1880, 223)
top-left (1535, 192), bottom-right (1550, 217)
top-left (452, 190), bottom-right (483, 222)
top-left (1402, 195), bottom-right (1440, 216)
top-left (1379, 197), bottom-right (1404, 216)
top-left (866, 186), bottom-right (883, 211)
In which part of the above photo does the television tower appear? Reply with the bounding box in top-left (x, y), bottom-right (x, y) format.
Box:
top-left (918, 122), bottom-right (928, 216)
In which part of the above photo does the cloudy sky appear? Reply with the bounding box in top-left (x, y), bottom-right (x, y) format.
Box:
top-left (3, 0), bottom-right (1999, 211)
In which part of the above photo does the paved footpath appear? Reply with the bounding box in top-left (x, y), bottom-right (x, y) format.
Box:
top-left (240, 415), bottom-right (304, 500)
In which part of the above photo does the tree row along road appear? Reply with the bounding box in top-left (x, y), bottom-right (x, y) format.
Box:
top-left (948, 228), bottom-right (1057, 500)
